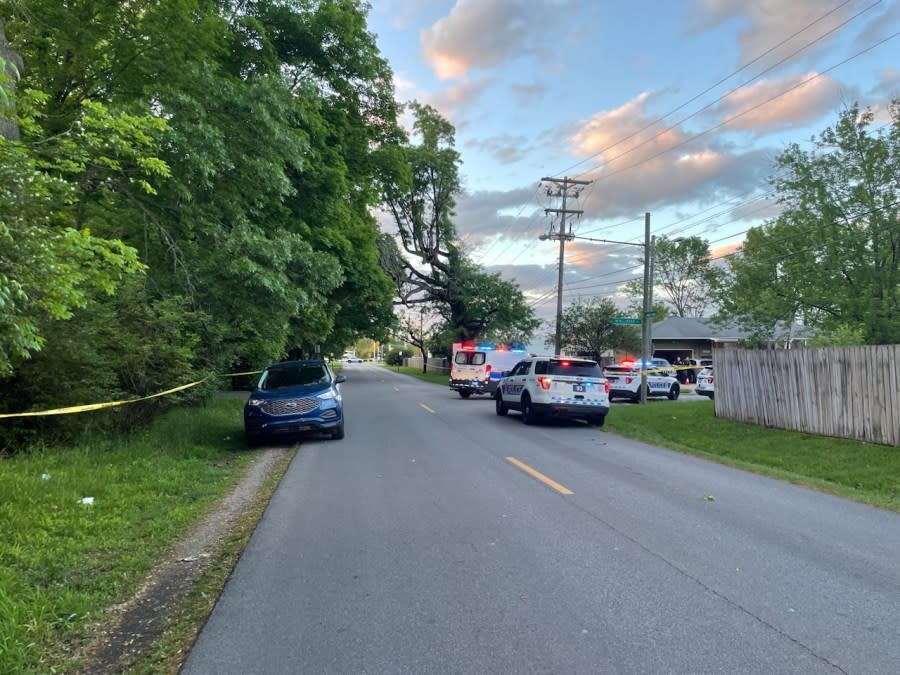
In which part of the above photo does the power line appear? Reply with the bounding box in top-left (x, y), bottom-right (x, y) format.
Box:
top-left (574, 28), bottom-right (899, 188)
top-left (548, 0), bottom-right (862, 181)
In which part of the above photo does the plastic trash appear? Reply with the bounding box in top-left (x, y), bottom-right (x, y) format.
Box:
top-left (40, 473), bottom-right (51, 481)
top-left (80, 497), bottom-right (95, 506)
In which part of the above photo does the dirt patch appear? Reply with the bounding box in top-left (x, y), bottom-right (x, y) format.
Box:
top-left (76, 447), bottom-right (291, 674)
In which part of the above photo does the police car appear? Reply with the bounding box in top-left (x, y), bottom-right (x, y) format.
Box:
top-left (603, 361), bottom-right (680, 402)
top-left (494, 356), bottom-right (610, 426)
top-left (696, 365), bottom-right (715, 400)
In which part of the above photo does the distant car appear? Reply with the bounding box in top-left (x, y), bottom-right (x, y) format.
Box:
top-left (680, 358), bottom-right (712, 384)
top-left (494, 355), bottom-right (610, 426)
top-left (345, 356), bottom-right (364, 363)
top-left (244, 359), bottom-right (346, 445)
top-left (696, 366), bottom-right (715, 400)
top-left (647, 357), bottom-right (676, 377)
top-left (603, 362), bottom-right (680, 401)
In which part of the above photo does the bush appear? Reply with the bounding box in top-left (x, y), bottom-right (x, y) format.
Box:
top-left (384, 349), bottom-right (404, 366)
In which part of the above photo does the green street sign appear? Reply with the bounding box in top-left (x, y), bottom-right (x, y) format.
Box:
top-left (645, 311), bottom-right (657, 317)
top-left (612, 318), bottom-right (641, 325)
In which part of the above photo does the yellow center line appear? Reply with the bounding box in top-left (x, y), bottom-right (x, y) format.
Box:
top-left (419, 403), bottom-right (436, 414)
top-left (505, 456), bottom-right (574, 495)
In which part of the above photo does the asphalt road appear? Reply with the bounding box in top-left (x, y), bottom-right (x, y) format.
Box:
top-left (182, 363), bottom-right (900, 674)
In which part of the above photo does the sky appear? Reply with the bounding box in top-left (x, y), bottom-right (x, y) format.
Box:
top-left (365, 0), bottom-right (900, 331)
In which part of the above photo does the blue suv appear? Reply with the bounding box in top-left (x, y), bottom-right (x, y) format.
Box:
top-left (244, 360), bottom-right (346, 445)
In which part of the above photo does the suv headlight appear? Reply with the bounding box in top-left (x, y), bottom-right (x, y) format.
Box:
top-left (247, 398), bottom-right (264, 407)
top-left (318, 389), bottom-right (339, 401)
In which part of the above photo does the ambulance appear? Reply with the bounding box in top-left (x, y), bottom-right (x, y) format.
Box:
top-left (449, 341), bottom-right (528, 398)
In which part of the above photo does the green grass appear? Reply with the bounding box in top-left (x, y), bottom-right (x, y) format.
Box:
top-left (392, 367), bottom-right (899, 512)
top-left (605, 400), bottom-right (900, 512)
top-left (0, 398), bottom-right (255, 674)
top-left (385, 364), bottom-right (449, 386)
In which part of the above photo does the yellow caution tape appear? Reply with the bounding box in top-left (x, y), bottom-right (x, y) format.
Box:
top-left (0, 370), bottom-right (262, 420)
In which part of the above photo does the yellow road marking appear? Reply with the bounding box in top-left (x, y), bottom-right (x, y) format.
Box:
top-left (505, 456), bottom-right (574, 495)
top-left (419, 404), bottom-right (436, 414)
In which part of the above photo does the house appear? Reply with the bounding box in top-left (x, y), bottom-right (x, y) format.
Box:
top-left (650, 317), bottom-right (810, 363)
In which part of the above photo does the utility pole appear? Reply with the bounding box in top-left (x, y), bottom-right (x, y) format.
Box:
top-left (541, 176), bottom-right (591, 355)
top-left (640, 212), bottom-right (653, 404)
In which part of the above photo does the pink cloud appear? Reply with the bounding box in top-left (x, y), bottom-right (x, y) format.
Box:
top-left (420, 0), bottom-right (577, 80)
top-left (717, 73), bottom-right (843, 134)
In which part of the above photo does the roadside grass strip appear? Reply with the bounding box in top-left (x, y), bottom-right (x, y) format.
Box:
top-left (606, 401), bottom-right (900, 512)
top-left (0, 398), bottom-right (253, 674)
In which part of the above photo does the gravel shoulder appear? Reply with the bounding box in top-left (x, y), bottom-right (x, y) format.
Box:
top-left (75, 446), bottom-right (292, 674)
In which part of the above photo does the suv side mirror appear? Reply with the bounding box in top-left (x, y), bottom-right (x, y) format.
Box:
top-left (335, 374), bottom-right (347, 384)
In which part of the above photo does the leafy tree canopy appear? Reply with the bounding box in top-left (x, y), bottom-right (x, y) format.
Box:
top-left (548, 297), bottom-right (641, 360)
top-left (717, 101), bottom-right (900, 345)
top-left (378, 102), bottom-right (539, 342)
top-left (625, 235), bottom-right (725, 318)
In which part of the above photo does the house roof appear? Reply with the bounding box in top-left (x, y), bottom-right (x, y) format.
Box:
top-left (651, 316), bottom-right (811, 342)
top-left (651, 317), bottom-right (744, 341)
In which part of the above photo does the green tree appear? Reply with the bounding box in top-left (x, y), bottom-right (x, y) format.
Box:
top-left (718, 101), bottom-right (900, 344)
top-left (1, 0), bottom-right (403, 429)
top-left (378, 103), bottom-right (539, 340)
top-left (625, 235), bottom-right (725, 317)
top-left (548, 297), bottom-right (641, 360)
top-left (0, 90), bottom-right (162, 377)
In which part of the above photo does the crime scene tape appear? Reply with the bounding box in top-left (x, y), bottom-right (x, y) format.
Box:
top-left (0, 370), bottom-right (262, 420)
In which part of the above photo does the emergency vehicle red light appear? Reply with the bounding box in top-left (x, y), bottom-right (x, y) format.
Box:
top-left (561, 360), bottom-right (570, 367)
top-left (604, 380), bottom-right (611, 393)
top-left (537, 376), bottom-right (551, 390)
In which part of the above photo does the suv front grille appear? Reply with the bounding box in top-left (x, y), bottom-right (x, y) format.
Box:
top-left (262, 397), bottom-right (319, 416)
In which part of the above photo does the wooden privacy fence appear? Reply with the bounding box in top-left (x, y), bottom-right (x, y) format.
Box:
top-left (714, 345), bottom-right (900, 446)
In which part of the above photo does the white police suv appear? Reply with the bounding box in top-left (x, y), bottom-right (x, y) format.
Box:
top-left (494, 356), bottom-right (610, 426)
top-left (603, 361), bottom-right (680, 402)
top-left (696, 365), bottom-right (714, 400)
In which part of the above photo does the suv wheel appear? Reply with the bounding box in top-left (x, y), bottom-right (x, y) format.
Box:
top-left (667, 383), bottom-right (680, 401)
top-left (495, 393), bottom-right (508, 416)
top-left (520, 394), bottom-right (537, 425)
top-left (590, 414), bottom-right (606, 428)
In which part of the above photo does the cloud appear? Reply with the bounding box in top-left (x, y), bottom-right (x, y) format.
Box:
top-left (715, 72), bottom-right (846, 135)
top-left (873, 67), bottom-right (900, 96)
top-left (561, 93), bottom-right (773, 219)
top-left (687, 0), bottom-right (865, 70)
top-left (420, 0), bottom-right (579, 80)
top-left (710, 240), bottom-right (743, 261)
top-left (426, 78), bottom-right (493, 123)
top-left (454, 187), bottom-right (545, 248)
top-left (464, 133), bottom-right (531, 165)
top-left (853, 0), bottom-right (900, 49)
top-left (510, 81), bottom-right (549, 107)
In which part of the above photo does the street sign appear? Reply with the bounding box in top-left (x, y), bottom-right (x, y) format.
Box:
top-left (612, 318), bottom-right (641, 325)
top-left (645, 311), bottom-right (657, 317)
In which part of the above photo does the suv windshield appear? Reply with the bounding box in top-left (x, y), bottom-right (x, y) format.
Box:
top-left (261, 364), bottom-right (330, 390)
top-left (546, 359), bottom-right (602, 377)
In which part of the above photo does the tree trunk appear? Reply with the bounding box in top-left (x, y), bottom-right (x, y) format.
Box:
top-left (1, 19), bottom-right (23, 141)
